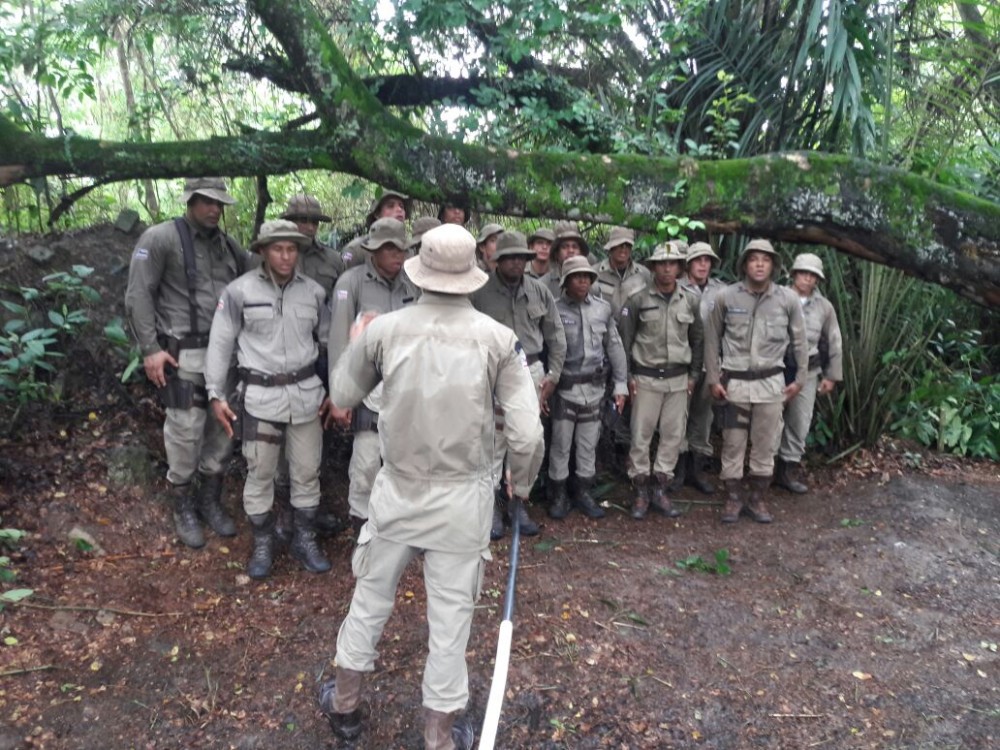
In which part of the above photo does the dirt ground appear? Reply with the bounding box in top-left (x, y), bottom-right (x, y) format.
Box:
top-left (0, 225), bottom-right (997, 749)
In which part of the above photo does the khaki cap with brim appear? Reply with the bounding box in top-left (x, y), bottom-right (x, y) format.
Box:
top-left (560, 255), bottom-right (598, 286)
top-left (281, 194), bottom-right (331, 222)
top-left (492, 231), bottom-right (536, 262)
top-left (644, 241), bottom-right (687, 266)
top-left (551, 221), bottom-right (590, 259)
top-left (476, 222), bottom-right (505, 244)
top-left (249, 220), bottom-right (310, 252)
top-left (528, 227), bottom-right (556, 245)
top-left (180, 177), bottom-right (235, 206)
top-left (409, 217), bottom-right (442, 248)
top-left (361, 218), bottom-right (409, 252)
top-left (603, 226), bottom-right (635, 251)
top-left (738, 238), bottom-right (782, 275)
top-left (403, 224), bottom-right (489, 294)
top-left (686, 241), bottom-right (720, 265)
top-left (365, 190), bottom-right (411, 226)
top-left (790, 252), bottom-right (825, 280)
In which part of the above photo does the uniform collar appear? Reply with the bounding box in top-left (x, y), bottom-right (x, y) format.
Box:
top-left (417, 291), bottom-right (472, 308)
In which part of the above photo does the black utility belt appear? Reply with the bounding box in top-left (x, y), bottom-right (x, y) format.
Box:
top-left (557, 369), bottom-right (607, 389)
top-left (158, 334), bottom-right (210, 357)
top-left (723, 366), bottom-right (784, 382)
top-left (632, 363), bottom-right (688, 379)
top-left (808, 354), bottom-right (822, 370)
top-left (239, 365), bottom-right (315, 387)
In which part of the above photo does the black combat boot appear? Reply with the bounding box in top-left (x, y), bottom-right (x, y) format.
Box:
top-left (774, 457), bottom-right (808, 494)
top-left (195, 472), bottom-right (237, 537)
top-left (547, 479), bottom-right (570, 519)
top-left (650, 472), bottom-right (682, 518)
top-left (686, 452), bottom-right (716, 495)
top-left (424, 707), bottom-right (475, 750)
top-left (318, 667), bottom-right (364, 741)
top-left (273, 483), bottom-right (293, 546)
top-left (172, 482), bottom-right (205, 549)
top-left (630, 475), bottom-right (650, 520)
top-left (667, 453), bottom-right (687, 493)
top-left (490, 493), bottom-right (506, 540)
top-left (721, 479), bottom-right (743, 524)
top-left (247, 512), bottom-right (275, 580)
top-left (315, 506), bottom-right (346, 537)
top-left (290, 507), bottom-right (332, 573)
top-left (572, 475), bottom-right (605, 519)
top-left (746, 475), bottom-right (774, 523)
top-left (508, 499), bottom-right (539, 536)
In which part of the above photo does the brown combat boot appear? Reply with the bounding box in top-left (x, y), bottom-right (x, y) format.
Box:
top-left (630, 475), bottom-right (650, 520)
top-left (774, 457), bottom-right (808, 494)
top-left (721, 479), bottom-right (743, 524)
top-left (423, 707), bottom-right (474, 750)
top-left (746, 475), bottom-right (774, 523)
top-left (650, 472), bottom-right (682, 517)
top-left (318, 667), bottom-right (365, 741)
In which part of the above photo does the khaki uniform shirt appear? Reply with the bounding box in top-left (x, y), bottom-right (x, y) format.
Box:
top-left (705, 280), bottom-right (809, 401)
top-left (796, 288), bottom-right (844, 381)
top-left (593, 259), bottom-right (651, 319)
top-left (205, 268), bottom-right (328, 424)
top-left (339, 235), bottom-right (367, 269)
top-left (299, 240), bottom-right (346, 300)
top-left (470, 273), bottom-right (566, 384)
top-left (557, 294), bottom-right (628, 404)
top-left (125, 217), bottom-right (247, 356)
top-left (329, 292), bottom-right (544, 553)
top-left (680, 276), bottom-right (727, 324)
top-left (525, 263), bottom-right (551, 281)
top-left (620, 284), bottom-right (704, 388)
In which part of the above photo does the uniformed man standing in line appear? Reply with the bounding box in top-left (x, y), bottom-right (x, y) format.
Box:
top-left (541, 221), bottom-right (590, 298)
top-left (619, 242), bottom-right (704, 519)
top-left (438, 202), bottom-right (469, 226)
top-left (674, 241), bottom-right (728, 494)
top-left (471, 230), bottom-right (566, 539)
top-left (593, 226), bottom-right (651, 321)
top-left (704, 239), bottom-right (808, 524)
top-left (205, 220), bottom-right (332, 579)
top-left (327, 218), bottom-right (420, 529)
top-left (775, 253), bottom-right (843, 494)
top-left (547, 256), bottom-right (628, 519)
top-left (525, 227), bottom-right (556, 280)
top-left (125, 177), bottom-right (248, 549)
top-left (475, 222), bottom-right (504, 272)
top-left (340, 189), bottom-right (411, 268)
top-left (319, 224), bottom-right (544, 750)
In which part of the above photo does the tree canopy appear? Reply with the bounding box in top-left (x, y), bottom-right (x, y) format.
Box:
top-left (1, 0), bottom-right (998, 306)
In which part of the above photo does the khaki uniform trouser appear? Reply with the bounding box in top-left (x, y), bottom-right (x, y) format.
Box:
top-left (547, 394), bottom-right (601, 481)
top-left (347, 430), bottom-right (380, 520)
top-left (241, 416), bottom-right (322, 516)
top-left (681, 373), bottom-right (715, 458)
top-left (493, 361), bottom-right (544, 488)
top-left (336, 534), bottom-right (486, 713)
top-left (779, 368), bottom-right (820, 462)
top-left (163, 355), bottom-right (233, 485)
top-left (628, 377), bottom-right (689, 480)
top-left (720, 401), bottom-right (784, 480)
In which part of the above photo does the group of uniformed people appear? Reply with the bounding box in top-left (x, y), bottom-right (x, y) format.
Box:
top-left (125, 177), bottom-right (843, 749)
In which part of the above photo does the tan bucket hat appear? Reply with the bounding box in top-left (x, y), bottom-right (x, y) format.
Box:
top-left (476, 222), bottom-right (505, 244)
top-left (737, 238), bottom-right (782, 275)
top-left (527, 227), bottom-right (555, 245)
top-left (603, 226), bottom-right (635, 251)
top-left (281, 194), bottom-right (331, 222)
top-left (365, 189), bottom-right (411, 226)
top-left (790, 253), bottom-right (825, 280)
top-left (249, 220), bottom-right (310, 252)
top-left (685, 241), bottom-right (720, 265)
top-left (403, 225), bottom-right (489, 294)
top-left (180, 177), bottom-right (235, 205)
top-left (361, 218), bottom-right (409, 252)
top-left (551, 221), bottom-right (591, 259)
top-left (560, 255), bottom-right (598, 286)
top-left (644, 241), bottom-right (687, 266)
top-left (409, 216), bottom-right (442, 248)
top-left (492, 231), bottom-right (536, 261)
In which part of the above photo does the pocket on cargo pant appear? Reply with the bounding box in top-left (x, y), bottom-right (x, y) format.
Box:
top-left (351, 526), bottom-right (373, 579)
top-left (473, 549), bottom-right (493, 600)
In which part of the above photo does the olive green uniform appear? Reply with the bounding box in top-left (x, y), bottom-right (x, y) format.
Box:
top-left (592, 258), bottom-right (650, 322)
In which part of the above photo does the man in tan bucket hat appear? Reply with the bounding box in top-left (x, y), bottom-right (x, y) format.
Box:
top-left (341, 188), bottom-right (412, 268)
top-left (320, 224), bottom-right (543, 750)
top-left (593, 226), bottom-right (651, 320)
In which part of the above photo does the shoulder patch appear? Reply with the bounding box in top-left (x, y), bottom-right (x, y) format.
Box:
top-left (337, 289), bottom-right (349, 300)
top-left (216, 297), bottom-right (225, 311)
top-left (133, 247), bottom-right (149, 260)
top-left (342, 251), bottom-right (353, 262)
top-left (620, 306), bottom-right (629, 317)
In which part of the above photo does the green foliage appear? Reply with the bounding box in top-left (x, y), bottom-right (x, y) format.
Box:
top-left (103, 319), bottom-right (142, 383)
top-left (675, 549), bottom-right (731, 576)
top-left (0, 526), bottom-right (30, 609)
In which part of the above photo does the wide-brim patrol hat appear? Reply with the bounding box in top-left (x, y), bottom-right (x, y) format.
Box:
top-left (738, 238), bottom-right (782, 275)
top-left (527, 227), bottom-right (555, 245)
top-left (180, 177), bottom-right (236, 205)
top-left (249, 220), bottom-right (310, 252)
top-left (281, 193), bottom-right (331, 222)
top-left (551, 221), bottom-right (591, 259)
top-left (404, 224), bottom-right (489, 294)
top-left (492, 231), bottom-right (536, 262)
top-left (361, 218), bottom-right (409, 252)
top-left (603, 226), bottom-right (635, 251)
top-left (560, 255), bottom-right (598, 286)
top-left (409, 216), bottom-right (442, 248)
top-left (686, 241), bottom-right (720, 266)
top-left (365, 190), bottom-right (412, 226)
top-left (790, 253), bottom-right (825, 280)
top-left (644, 241), bottom-right (687, 266)
top-left (476, 222), bottom-right (505, 245)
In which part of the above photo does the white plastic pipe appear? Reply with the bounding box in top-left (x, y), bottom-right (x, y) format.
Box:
top-left (478, 619), bottom-right (513, 750)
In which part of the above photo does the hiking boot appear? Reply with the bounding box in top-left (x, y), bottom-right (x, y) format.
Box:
top-left (687, 452), bottom-right (716, 495)
top-left (746, 475), bottom-right (774, 523)
top-left (650, 472), bottom-right (681, 518)
top-left (721, 479), bottom-right (743, 524)
top-left (171, 482), bottom-right (205, 549)
top-left (195, 472), bottom-right (236, 537)
top-left (490, 495), bottom-right (505, 540)
top-left (247, 512), bottom-right (275, 580)
top-left (571, 475), bottom-right (605, 519)
top-left (424, 707), bottom-right (475, 750)
top-left (290, 507), bottom-right (331, 573)
top-left (315, 507), bottom-right (346, 537)
top-left (508, 499), bottom-right (539, 537)
top-left (318, 668), bottom-right (364, 741)
top-left (547, 479), bottom-right (570, 519)
top-left (774, 457), bottom-right (808, 494)
top-left (630, 475), bottom-right (650, 520)
top-left (273, 484), bottom-right (293, 546)
top-left (667, 453), bottom-right (686, 493)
